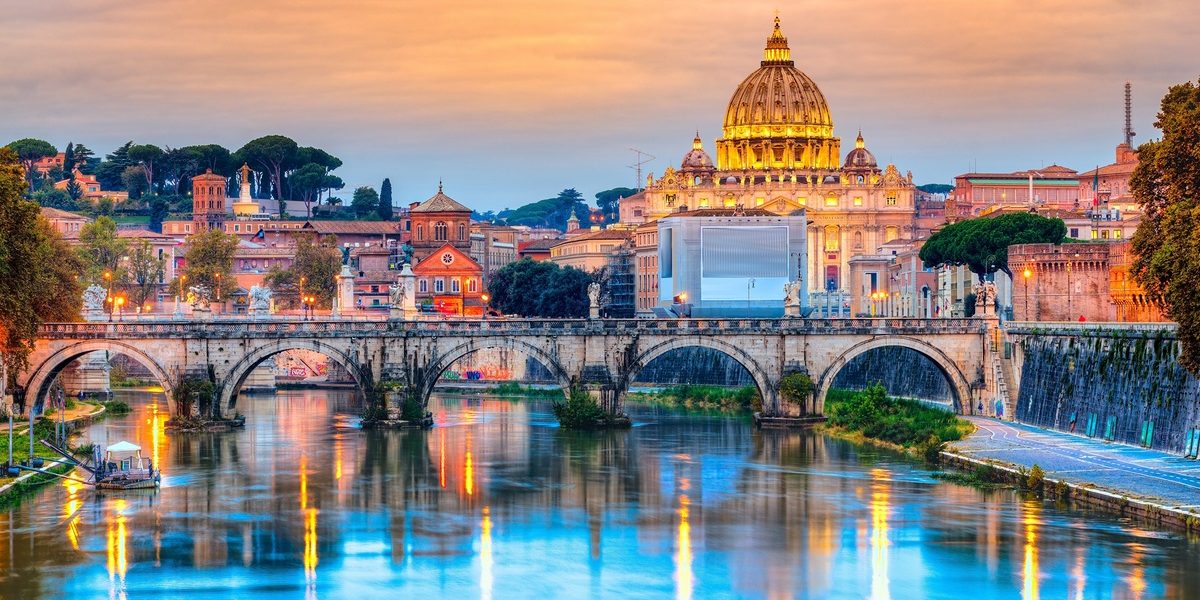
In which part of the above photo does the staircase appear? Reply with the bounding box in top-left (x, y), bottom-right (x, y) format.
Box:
top-left (989, 331), bottom-right (1018, 419)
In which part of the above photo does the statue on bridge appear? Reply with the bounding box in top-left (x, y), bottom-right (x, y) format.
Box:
top-left (389, 264), bottom-right (418, 320)
top-left (248, 285), bottom-right (272, 316)
top-left (972, 281), bottom-right (997, 317)
top-left (588, 282), bottom-right (601, 319)
top-left (82, 284), bottom-right (107, 321)
top-left (783, 280), bottom-right (802, 317)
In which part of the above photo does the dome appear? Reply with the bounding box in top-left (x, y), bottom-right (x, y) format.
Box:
top-left (680, 133), bottom-right (713, 170)
top-left (721, 17), bottom-right (834, 141)
top-left (843, 131), bottom-right (877, 170)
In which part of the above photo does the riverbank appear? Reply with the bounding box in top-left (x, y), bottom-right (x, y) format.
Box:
top-left (0, 401), bottom-right (108, 505)
top-left (627, 384), bottom-right (759, 412)
top-left (821, 385), bottom-right (973, 461)
top-left (945, 416), bottom-right (1200, 533)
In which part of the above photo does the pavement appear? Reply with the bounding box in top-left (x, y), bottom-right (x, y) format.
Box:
top-left (952, 417), bottom-right (1200, 509)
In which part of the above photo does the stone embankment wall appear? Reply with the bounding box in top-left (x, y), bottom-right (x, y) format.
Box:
top-left (831, 346), bottom-right (953, 403)
top-left (1013, 327), bottom-right (1200, 454)
top-left (632, 347), bottom-right (755, 387)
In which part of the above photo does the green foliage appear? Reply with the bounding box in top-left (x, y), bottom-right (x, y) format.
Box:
top-left (378, 178), bottom-right (394, 221)
top-left (176, 229), bottom-right (239, 301)
top-left (916, 183), bottom-right (954, 194)
top-left (964, 292), bottom-right (977, 318)
top-left (919, 212), bottom-right (1066, 280)
top-left (487, 258), bottom-right (591, 317)
top-left (351, 186), bottom-right (379, 219)
top-left (0, 149), bottom-right (83, 374)
top-left (552, 387), bottom-right (610, 429)
top-left (148, 196), bottom-right (168, 232)
top-left (264, 233), bottom-right (340, 308)
top-left (33, 187), bottom-right (76, 210)
top-left (779, 372), bottom-right (813, 407)
top-left (499, 188), bottom-right (590, 231)
top-left (94, 141), bottom-right (134, 191)
top-left (127, 144), bottom-right (164, 191)
top-left (594, 186), bottom-right (637, 222)
top-left (1024, 464), bottom-right (1046, 492)
top-left (826, 385), bottom-right (972, 448)
top-left (1130, 79), bottom-right (1200, 374)
top-left (105, 400), bottom-right (132, 415)
top-left (77, 216), bottom-right (128, 285)
top-left (125, 239), bottom-right (165, 309)
top-left (235, 135), bottom-right (299, 207)
top-left (172, 376), bottom-right (216, 421)
top-left (4, 138), bottom-right (57, 193)
top-left (290, 163), bottom-right (344, 218)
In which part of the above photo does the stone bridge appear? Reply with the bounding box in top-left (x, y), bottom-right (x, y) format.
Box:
top-left (21, 317), bottom-right (995, 420)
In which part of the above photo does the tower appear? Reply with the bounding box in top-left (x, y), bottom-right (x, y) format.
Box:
top-left (566, 209), bottom-right (580, 232)
top-left (192, 168), bottom-right (227, 232)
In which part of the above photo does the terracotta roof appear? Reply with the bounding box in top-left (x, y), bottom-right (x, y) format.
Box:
top-left (303, 221), bottom-right (400, 235)
top-left (661, 207), bottom-right (778, 217)
top-left (1078, 162), bottom-right (1137, 177)
top-left (39, 207), bottom-right (88, 220)
top-left (412, 188), bottom-right (471, 213)
top-left (549, 228), bottom-right (632, 248)
top-left (519, 239), bottom-right (559, 252)
top-left (117, 229), bottom-right (175, 240)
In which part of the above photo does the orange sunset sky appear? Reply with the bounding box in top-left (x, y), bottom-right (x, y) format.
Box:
top-left (2, 0), bottom-right (1197, 209)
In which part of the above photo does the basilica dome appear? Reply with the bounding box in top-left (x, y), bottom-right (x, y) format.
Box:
top-left (721, 17), bottom-right (834, 141)
top-left (681, 133), bottom-right (713, 170)
top-left (716, 17), bottom-right (841, 173)
top-left (843, 131), bottom-right (878, 170)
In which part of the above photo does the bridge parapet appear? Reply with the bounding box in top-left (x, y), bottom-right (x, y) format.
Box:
top-left (37, 317), bottom-right (987, 339)
top-left (1005, 321), bottom-right (1177, 337)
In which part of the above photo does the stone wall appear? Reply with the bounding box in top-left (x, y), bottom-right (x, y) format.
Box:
top-left (830, 346), bottom-right (953, 404)
top-left (1014, 328), bottom-right (1200, 454)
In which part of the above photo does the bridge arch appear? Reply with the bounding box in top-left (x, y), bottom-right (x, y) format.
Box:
top-left (22, 340), bottom-right (176, 415)
top-left (217, 339), bottom-right (372, 416)
top-left (619, 337), bottom-right (778, 413)
top-left (814, 336), bottom-right (974, 415)
top-left (418, 338), bottom-right (572, 407)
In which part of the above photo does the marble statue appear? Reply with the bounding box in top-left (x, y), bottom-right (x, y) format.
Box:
top-left (587, 282), bottom-right (601, 308)
top-left (82, 285), bottom-right (107, 311)
top-left (784, 280), bottom-right (802, 306)
top-left (389, 280), bottom-right (407, 308)
top-left (249, 285), bottom-right (272, 312)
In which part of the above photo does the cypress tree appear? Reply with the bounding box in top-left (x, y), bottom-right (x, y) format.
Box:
top-left (377, 178), bottom-right (393, 221)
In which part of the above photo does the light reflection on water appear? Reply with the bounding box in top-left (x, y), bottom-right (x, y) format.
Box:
top-left (0, 388), bottom-right (1196, 599)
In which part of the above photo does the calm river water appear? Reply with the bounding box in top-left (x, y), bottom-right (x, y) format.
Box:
top-left (0, 388), bottom-right (1197, 599)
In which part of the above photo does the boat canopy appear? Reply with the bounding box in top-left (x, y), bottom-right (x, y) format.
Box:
top-left (106, 441), bottom-right (141, 453)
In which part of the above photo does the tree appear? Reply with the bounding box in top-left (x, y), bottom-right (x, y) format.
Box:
top-left (72, 143), bottom-right (96, 174)
top-left (235, 135), bottom-right (298, 212)
top-left (290, 163), bottom-right (344, 217)
top-left (264, 234), bottom-right (341, 309)
top-left (351, 186), bottom-right (379, 219)
top-left (500, 188), bottom-right (591, 231)
top-left (121, 165), bottom-right (148, 200)
top-left (125, 239), bottom-right (165, 311)
top-left (0, 148), bottom-right (82, 375)
top-left (594, 186), bottom-right (636, 222)
top-left (33, 187), bottom-right (76, 210)
top-left (127, 144), bottom-right (165, 192)
top-left (148, 196), bottom-right (168, 233)
top-left (4, 138), bottom-right (57, 194)
top-left (487, 258), bottom-right (590, 317)
top-left (176, 229), bottom-right (239, 301)
top-left (377, 178), bottom-right (394, 221)
top-left (94, 141), bottom-right (134, 190)
top-left (63, 142), bottom-right (76, 174)
top-left (919, 212), bottom-right (1066, 281)
top-left (76, 216), bottom-right (129, 285)
top-left (1130, 79), bottom-right (1200, 373)
top-left (65, 171), bottom-right (84, 202)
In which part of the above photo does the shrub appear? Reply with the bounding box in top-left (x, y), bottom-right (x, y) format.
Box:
top-left (779, 373), bottom-right (814, 407)
top-left (1025, 464), bottom-right (1046, 492)
top-left (552, 387), bottom-right (608, 429)
top-left (826, 384), bottom-right (972, 448)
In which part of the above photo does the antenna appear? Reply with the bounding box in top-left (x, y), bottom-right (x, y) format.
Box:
top-left (1124, 82), bottom-right (1136, 146)
top-left (628, 148), bottom-right (655, 191)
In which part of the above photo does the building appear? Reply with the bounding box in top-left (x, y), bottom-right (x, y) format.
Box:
top-left (412, 244), bottom-right (485, 316)
top-left (470, 223), bottom-right (519, 283)
top-left (619, 17), bottom-right (916, 293)
top-left (633, 221), bottom-right (659, 316)
top-left (53, 169), bottom-right (128, 204)
top-left (40, 207), bottom-right (89, 239)
top-left (1008, 242), bottom-right (1165, 323)
top-left (655, 208), bottom-right (807, 317)
top-left (549, 228), bottom-right (633, 272)
top-left (32, 153), bottom-right (65, 175)
top-left (300, 220), bottom-right (403, 248)
top-left (948, 165), bottom-right (1081, 220)
top-left (349, 244), bottom-right (396, 310)
top-left (517, 239), bottom-right (556, 262)
top-left (409, 184), bottom-right (473, 263)
top-left (847, 238), bottom-right (937, 317)
top-left (192, 169), bottom-right (227, 232)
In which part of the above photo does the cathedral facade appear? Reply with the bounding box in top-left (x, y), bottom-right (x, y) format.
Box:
top-left (620, 17), bottom-right (917, 292)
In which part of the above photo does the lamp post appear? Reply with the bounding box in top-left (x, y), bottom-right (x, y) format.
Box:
top-left (115, 296), bottom-right (125, 322)
top-left (481, 293), bottom-right (490, 320)
top-left (299, 277), bottom-right (307, 319)
top-left (176, 274), bottom-right (187, 317)
top-left (103, 270), bottom-right (113, 322)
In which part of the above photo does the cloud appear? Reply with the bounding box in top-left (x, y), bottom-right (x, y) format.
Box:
top-left (1, 0), bottom-right (1196, 207)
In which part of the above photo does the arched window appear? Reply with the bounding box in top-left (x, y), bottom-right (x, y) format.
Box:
top-left (416, 224), bottom-right (424, 241)
top-left (885, 225), bottom-right (900, 242)
top-left (824, 225), bottom-right (839, 252)
top-left (853, 231), bottom-right (863, 249)
top-left (435, 221), bottom-right (447, 241)
top-left (458, 223), bottom-right (466, 240)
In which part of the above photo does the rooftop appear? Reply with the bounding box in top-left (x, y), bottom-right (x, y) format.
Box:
top-left (302, 221), bottom-right (401, 235)
top-left (412, 183), bottom-right (472, 213)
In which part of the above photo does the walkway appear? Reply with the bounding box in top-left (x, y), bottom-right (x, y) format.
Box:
top-left (952, 417), bottom-right (1200, 510)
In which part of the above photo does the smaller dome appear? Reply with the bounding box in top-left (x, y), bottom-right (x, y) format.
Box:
top-left (843, 131), bottom-right (877, 170)
top-left (681, 133), bottom-right (713, 170)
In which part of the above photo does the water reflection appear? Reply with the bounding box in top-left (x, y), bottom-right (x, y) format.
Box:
top-left (0, 389), bottom-right (1196, 599)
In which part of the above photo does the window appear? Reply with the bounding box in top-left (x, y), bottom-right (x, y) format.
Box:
top-left (370, 285), bottom-right (379, 293)
top-left (698, 197), bottom-right (710, 208)
top-left (468, 278), bottom-right (478, 292)
top-left (451, 278), bottom-right (460, 293)
top-left (1114, 229), bottom-right (1123, 239)
top-left (756, 197), bottom-right (765, 206)
top-left (234, 225), bottom-right (240, 232)
top-left (435, 221), bottom-right (448, 241)
top-left (853, 196), bottom-right (863, 206)
top-left (885, 192), bottom-right (898, 206)
top-left (1101, 230), bottom-right (1109, 239)
top-left (417, 224), bottom-right (424, 240)
top-left (1070, 228), bottom-right (1079, 238)
top-left (458, 223), bottom-right (466, 240)
top-left (824, 225), bottom-right (839, 252)
top-left (1091, 230), bottom-right (1099, 239)
top-left (434, 278), bottom-right (445, 293)
top-left (825, 196), bottom-right (838, 207)
top-left (419, 279), bottom-right (428, 293)
top-left (885, 225), bottom-right (899, 242)
top-left (857, 175), bottom-right (864, 184)
top-left (797, 197), bottom-right (807, 206)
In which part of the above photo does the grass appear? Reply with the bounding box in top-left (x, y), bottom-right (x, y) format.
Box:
top-left (553, 387), bottom-right (630, 430)
top-left (824, 384), bottom-right (974, 461)
top-left (627, 384), bottom-right (760, 412)
top-left (0, 418), bottom-right (81, 491)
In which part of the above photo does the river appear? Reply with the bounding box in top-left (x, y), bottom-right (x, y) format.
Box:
top-left (0, 388), bottom-right (1197, 599)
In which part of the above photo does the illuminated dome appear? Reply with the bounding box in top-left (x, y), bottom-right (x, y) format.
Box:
top-left (716, 17), bottom-right (841, 173)
top-left (843, 131), bottom-right (878, 170)
top-left (681, 133), bottom-right (713, 170)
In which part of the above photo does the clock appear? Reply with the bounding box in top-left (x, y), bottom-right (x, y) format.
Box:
top-left (440, 252), bottom-right (454, 265)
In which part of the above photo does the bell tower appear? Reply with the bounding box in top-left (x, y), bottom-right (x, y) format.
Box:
top-left (192, 169), bottom-right (227, 232)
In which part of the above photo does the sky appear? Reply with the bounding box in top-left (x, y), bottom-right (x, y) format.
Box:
top-left (2, 0), bottom-right (1197, 211)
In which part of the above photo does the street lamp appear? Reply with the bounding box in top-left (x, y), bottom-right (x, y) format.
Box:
top-left (481, 293), bottom-right (490, 320)
top-left (103, 270), bottom-right (113, 321)
top-left (1022, 265), bottom-right (1033, 320)
top-left (114, 296), bottom-right (125, 322)
top-left (214, 272), bottom-right (222, 303)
